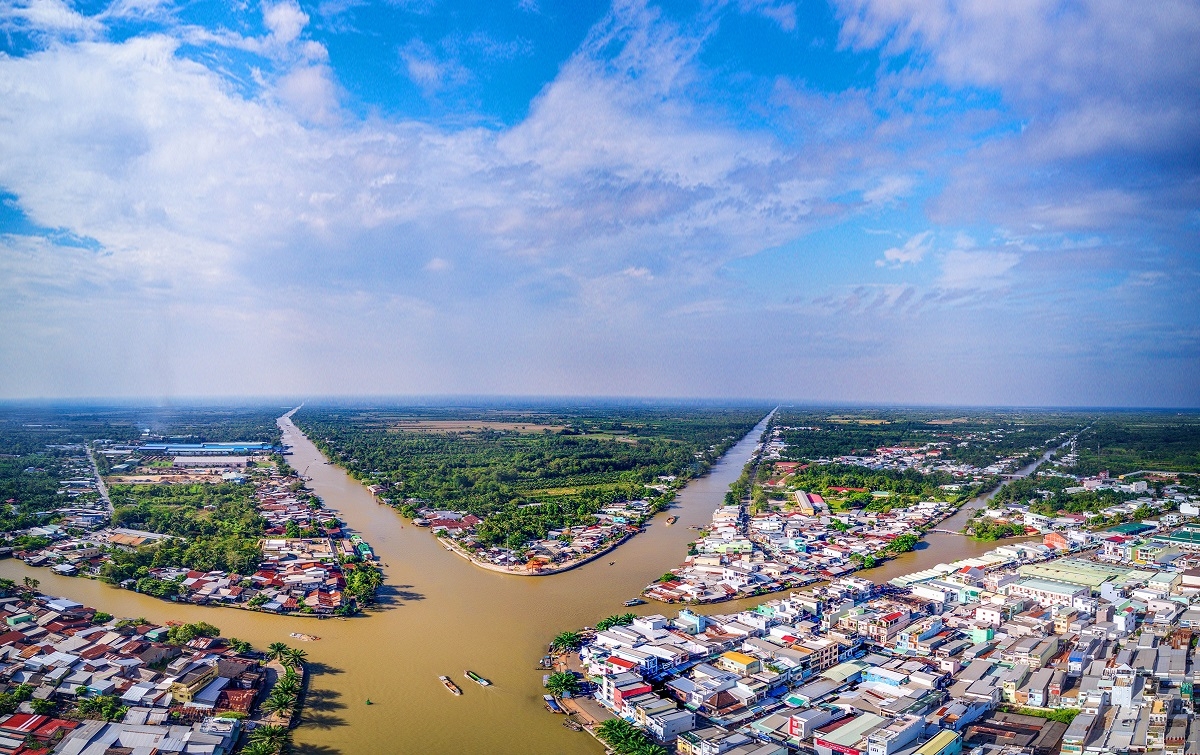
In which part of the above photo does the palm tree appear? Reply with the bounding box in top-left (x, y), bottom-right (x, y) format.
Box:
top-left (273, 677), bottom-right (300, 698)
top-left (241, 742), bottom-right (278, 755)
top-left (248, 724), bottom-right (291, 751)
top-left (282, 647), bottom-right (307, 668)
top-left (266, 642), bottom-right (290, 662)
top-left (261, 693), bottom-right (296, 718)
top-left (544, 672), bottom-right (579, 699)
top-left (550, 631), bottom-right (582, 652)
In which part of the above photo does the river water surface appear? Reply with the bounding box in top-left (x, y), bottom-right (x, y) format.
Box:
top-left (0, 412), bottom-right (774, 754)
top-left (0, 415), bottom-right (1060, 753)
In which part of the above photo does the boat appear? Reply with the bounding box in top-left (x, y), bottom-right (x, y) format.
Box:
top-left (465, 670), bottom-right (491, 687)
top-left (289, 632), bottom-right (320, 642)
top-left (665, 516), bottom-right (678, 525)
top-left (365, 699), bottom-right (373, 705)
top-left (608, 561), bottom-right (615, 566)
top-left (439, 676), bottom-right (462, 696)
top-left (563, 719), bottom-right (583, 731)
top-left (543, 694), bottom-right (564, 713)
top-left (623, 598), bottom-right (645, 607)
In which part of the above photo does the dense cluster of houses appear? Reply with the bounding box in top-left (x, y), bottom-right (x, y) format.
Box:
top-left (645, 493), bottom-right (961, 604)
top-left (981, 478), bottom-right (1198, 543)
top-left (9, 451), bottom-right (374, 617)
top-left (408, 500), bottom-right (654, 573)
top-left (570, 525), bottom-right (1200, 755)
top-left (0, 592), bottom-right (267, 754)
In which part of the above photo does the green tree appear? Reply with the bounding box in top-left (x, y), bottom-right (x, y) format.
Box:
top-left (266, 642), bottom-right (290, 662)
top-left (544, 672), bottom-right (580, 698)
top-left (248, 724), bottom-right (291, 752)
top-left (241, 741), bottom-right (279, 755)
top-left (282, 648), bottom-right (307, 668)
top-left (550, 631), bottom-right (582, 652)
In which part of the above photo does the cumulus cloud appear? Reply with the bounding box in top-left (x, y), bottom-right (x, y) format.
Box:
top-left (835, 0), bottom-right (1200, 231)
top-left (0, 0), bottom-right (1195, 405)
top-left (877, 231), bottom-right (931, 267)
top-left (264, 1), bottom-right (309, 45)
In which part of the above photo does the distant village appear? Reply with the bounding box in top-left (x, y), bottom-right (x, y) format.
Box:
top-left (4, 440), bottom-right (379, 617)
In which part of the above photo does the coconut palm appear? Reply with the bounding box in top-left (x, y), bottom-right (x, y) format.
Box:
top-left (273, 676), bottom-right (300, 698)
top-left (241, 741), bottom-right (278, 755)
top-left (282, 647), bottom-right (307, 668)
top-left (248, 724), bottom-right (291, 751)
top-left (550, 631), bottom-right (582, 652)
top-left (266, 642), bottom-right (290, 662)
top-left (261, 692), bottom-right (296, 718)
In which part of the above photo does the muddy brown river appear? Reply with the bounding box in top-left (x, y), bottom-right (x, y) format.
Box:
top-left (0, 412), bottom-right (1041, 753)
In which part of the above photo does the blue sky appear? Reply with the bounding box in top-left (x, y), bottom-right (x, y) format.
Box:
top-left (0, 0), bottom-right (1197, 406)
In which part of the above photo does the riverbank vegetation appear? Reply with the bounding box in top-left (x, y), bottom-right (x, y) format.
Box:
top-left (596, 718), bottom-right (669, 755)
top-left (295, 405), bottom-right (767, 546)
top-left (965, 516), bottom-right (1028, 541)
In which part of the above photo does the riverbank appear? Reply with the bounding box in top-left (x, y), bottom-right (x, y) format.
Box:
top-left (291, 408), bottom-right (773, 582)
top-left (0, 410), bottom-right (773, 755)
top-left (438, 530), bottom-right (637, 576)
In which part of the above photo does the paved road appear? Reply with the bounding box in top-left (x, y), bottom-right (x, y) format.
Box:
top-left (86, 444), bottom-right (113, 516)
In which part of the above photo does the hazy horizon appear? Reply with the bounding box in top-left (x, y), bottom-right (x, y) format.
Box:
top-left (1, 395), bottom-right (1197, 412)
top-left (2, 1), bottom-right (1197, 406)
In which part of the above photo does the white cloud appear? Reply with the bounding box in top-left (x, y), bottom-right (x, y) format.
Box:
top-left (0, 0), bottom-right (1194, 405)
top-left (3, 0), bottom-right (101, 35)
top-left (877, 231), bottom-right (931, 267)
top-left (276, 64), bottom-right (340, 124)
top-left (939, 249), bottom-right (1020, 289)
top-left (399, 38), bottom-right (471, 92)
top-left (862, 174), bottom-right (914, 205)
top-left (263, 0), bottom-right (309, 45)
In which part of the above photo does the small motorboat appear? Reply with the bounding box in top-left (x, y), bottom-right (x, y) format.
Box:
top-left (289, 632), bottom-right (320, 642)
top-left (608, 561), bottom-right (615, 566)
top-left (365, 699), bottom-right (373, 705)
top-left (665, 516), bottom-right (678, 525)
top-left (465, 670), bottom-right (491, 687)
top-left (623, 598), bottom-right (645, 607)
top-left (439, 676), bottom-right (462, 696)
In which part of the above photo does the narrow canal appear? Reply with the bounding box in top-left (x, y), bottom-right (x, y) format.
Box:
top-left (0, 411), bottom-right (773, 754)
